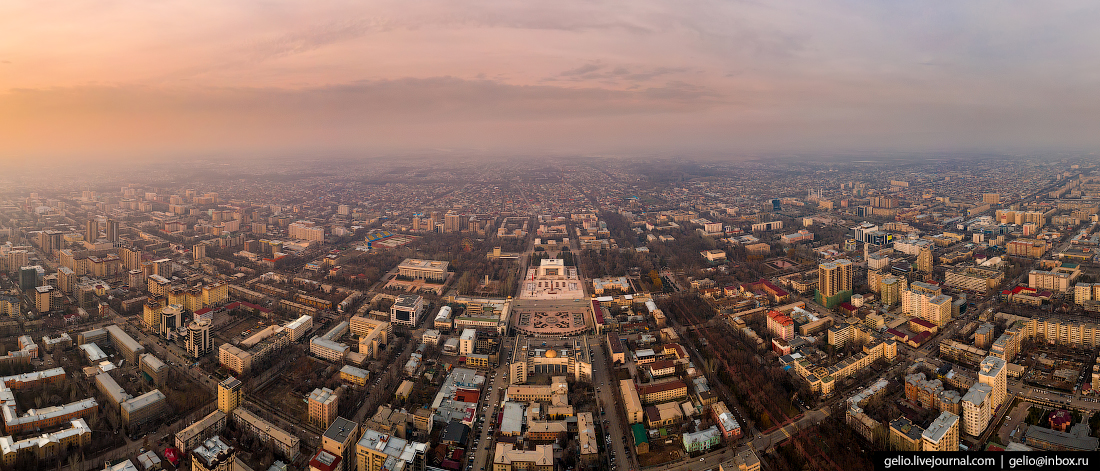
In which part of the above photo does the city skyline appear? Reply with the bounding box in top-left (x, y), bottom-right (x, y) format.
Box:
top-left (4, 1), bottom-right (1100, 162)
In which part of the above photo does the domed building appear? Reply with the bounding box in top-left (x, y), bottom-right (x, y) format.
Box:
top-left (507, 337), bottom-right (592, 384)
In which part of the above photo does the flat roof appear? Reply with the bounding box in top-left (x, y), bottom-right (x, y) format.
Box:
top-left (323, 416), bottom-right (358, 443)
top-left (122, 390), bottom-right (166, 413)
top-left (176, 410), bottom-right (227, 444)
top-left (141, 354), bottom-right (167, 371)
top-left (95, 373), bottom-right (132, 405)
top-left (105, 324), bottom-right (143, 353)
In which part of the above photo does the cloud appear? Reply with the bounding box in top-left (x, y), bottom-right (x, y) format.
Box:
top-left (247, 18), bottom-right (391, 63)
top-left (0, 77), bottom-right (727, 159)
top-left (4, 0), bottom-right (1100, 160)
top-left (559, 62), bottom-right (604, 77)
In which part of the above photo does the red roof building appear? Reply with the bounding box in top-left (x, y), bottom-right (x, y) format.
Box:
top-left (766, 310), bottom-right (795, 341)
top-left (308, 450), bottom-right (341, 471)
top-left (454, 388), bottom-right (481, 403)
top-left (1048, 409), bottom-right (1072, 432)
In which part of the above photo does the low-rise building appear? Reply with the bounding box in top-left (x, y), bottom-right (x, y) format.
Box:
top-left (492, 443), bottom-right (553, 471)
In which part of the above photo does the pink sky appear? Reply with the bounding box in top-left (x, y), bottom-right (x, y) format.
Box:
top-left (3, 1), bottom-right (1100, 161)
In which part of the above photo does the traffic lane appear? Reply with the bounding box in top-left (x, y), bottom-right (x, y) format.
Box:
top-left (590, 338), bottom-right (631, 470)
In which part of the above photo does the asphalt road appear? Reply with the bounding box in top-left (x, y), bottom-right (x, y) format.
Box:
top-left (109, 308), bottom-right (218, 393)
top-left (590, 334), bottom-right (633, 471)
top-left (470, 348), bottom-right (512, 471)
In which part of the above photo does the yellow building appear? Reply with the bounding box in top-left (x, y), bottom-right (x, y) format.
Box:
top-left (202, 282), bottom-right (228, 306)
top-left (889, 416), bottom-right (924, 451)
top-left (356, 428), bottom-right (425, 471)
top-left (217, 377), bottom-right (242, 414)
top-left (637, 380), bottom-right (687, 405)
top-left (218, 344), bottom-right (252, 376)
top-left (619, 379), bottom-right (643, 424)
top-left (719, 449), bottom-right (762, 471)
top-left (922, 411), bottom-right (960, 451)
top-left (0, 419), bottom-right (92, 467)
top-left (492, 443), bottom-right (553, 471)
top-left (340, 365), bottom-right (369, 386)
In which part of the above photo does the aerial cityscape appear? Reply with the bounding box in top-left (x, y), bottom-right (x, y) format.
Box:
top-left (0, 156), bottom-right (1099, 471)
top-left (5, 2), bottom-right (1100, 471)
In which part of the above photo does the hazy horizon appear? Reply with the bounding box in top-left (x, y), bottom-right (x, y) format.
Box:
top-left (4, 1), bottom-right (1100, 162)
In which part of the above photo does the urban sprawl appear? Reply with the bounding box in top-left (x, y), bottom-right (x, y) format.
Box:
top-left (3, 156), bottom-right (1100, 471)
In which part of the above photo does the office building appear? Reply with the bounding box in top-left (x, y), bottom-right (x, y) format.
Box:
top-left (105, 324), bottom-right (145, 363)
top-left (350, 316), bottom-right (390, 358)
top-left (188, 320), bottom-right (213, 358)
top-left (157, 304), bottom-right (180, 339)
top-left (140, 354), bottom-right (169, 387)
top-left (390, 295), bottom-right (425, 327)
top-left (106, 219), bottom-right (120, 243)
top-left (18, 266), bottom-right (38, 290)
top-left (396, 259), bottom-right (449, 282)
top-left (121, 390), bottom-right (168, 429)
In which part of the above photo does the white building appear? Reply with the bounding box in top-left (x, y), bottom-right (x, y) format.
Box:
top-left (284, 315), bottom-right (314, 342)
top-left (187, 319), bottom-right (213, 358)
top-left (978, 356), bottom-right (1007, 412)
top-left (901, 288), bottom-right (953, 327)
top-left (391, 295), bottom-right (425, 327)
top-left (288, 221), bottom-right (325, 243)
top-left (961, 383), bottom-right (993, 437)
top-left (396, 259), bottom-right (449, 282)
top-left (459, 329), bottom-right (476, 355)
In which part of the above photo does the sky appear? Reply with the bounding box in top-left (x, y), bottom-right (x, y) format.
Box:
top-left (2, 1), bottom-right (1100, 162)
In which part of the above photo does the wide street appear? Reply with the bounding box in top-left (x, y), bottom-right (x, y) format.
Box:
top-left (470, 339), bottom-right (513, 471)
top-left (590, 334), bottom-right (632, 471)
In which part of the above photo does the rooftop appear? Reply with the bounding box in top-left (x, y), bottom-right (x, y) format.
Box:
top-left (923, 411), bottom-right (959, 444)
top-left (323, 416), bottom-right (358, 444)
